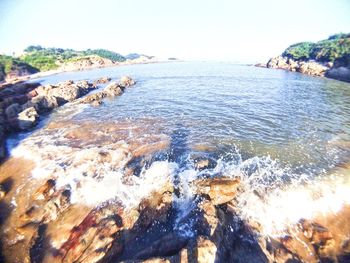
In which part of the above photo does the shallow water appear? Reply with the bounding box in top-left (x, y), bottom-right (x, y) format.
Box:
top-left (2, 62), bottom-right (350, 259)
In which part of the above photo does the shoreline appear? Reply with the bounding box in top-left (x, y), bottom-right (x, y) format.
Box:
top-left (0, 76), bottom-right (136, 162)
top-left (0, 59), bottom-right (180, 88)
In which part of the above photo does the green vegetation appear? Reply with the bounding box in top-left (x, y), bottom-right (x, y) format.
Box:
top-left (282, 33), bottom-right (350, 62)
top-left (83, 49), bottom-right (126, 62)
top-left (0, 46), bottom-right (127, 80)
top-left (20, 46), bottom-right (126, 71)
top-left (0, 55), bottom-right (39, 81)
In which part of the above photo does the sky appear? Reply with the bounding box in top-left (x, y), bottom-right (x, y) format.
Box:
top-left (0, 0), bottom-right (349, 63)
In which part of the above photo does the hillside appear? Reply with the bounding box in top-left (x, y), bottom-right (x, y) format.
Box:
top-left (0, 46), bottom-right (131, 81)
top-left (282, 33), bottom-right (350, 63)
top-left (0, 55), bottom-right (39, 82)
top-left (21, 46), bottom-right (126, 71)
top-left (264, 33), bottom-right (350, 82)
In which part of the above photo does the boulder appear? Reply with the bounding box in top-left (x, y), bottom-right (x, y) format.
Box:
top-left (17, 107), bottom-right (39, 130)
top-left (104, 82), bottom-right (124, 97)
top-left (47, 83), bottom-right (83, 104)
top-left (120, 76), bottom-right (135, 87)
top-left (194, 178), bottom-right (240, 205)
top-left (93, 77), bottom-right (111, 85)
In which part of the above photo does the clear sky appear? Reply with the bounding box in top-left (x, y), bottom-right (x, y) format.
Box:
top-left (0, 0), bottom-right (349, 62)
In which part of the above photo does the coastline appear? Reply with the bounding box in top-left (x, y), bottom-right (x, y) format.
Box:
top-left (0, 58), bottom-right (169, 88)
top-left (0, 76), bottom-right (136, 162)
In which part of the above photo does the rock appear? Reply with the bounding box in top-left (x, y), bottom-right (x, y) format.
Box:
top-left (32, 179), bottom-right (56, 200)
top-left (22, 95), bottom-right (59, 113)
top-left (326, 67), bottom-right (350, 82)
top-left (134, 233), bottom-right (189, 260)
top-left (195, 236), bottom-right (217, 263)
top-left (267, 56), bottom-right (290, 70)
top-left (0, 184), bottom-right (5, 199)
top-left (120, 76), bottom-right (135, 87)
top-left (47, 83), bottom-right (82, 104)
top-left (195, 159), bottom-right (209, 170)
top-left (104, 82), bottom-right (124, 97)
top-left (5, 103), bottom-right (22, 120)
top-left (17, 107), bottom-right (39, 130)
top-left (58, 55), bottom-right (117, 72)
top-left (198, 200), bottom-right (218, 236)
top-left (267, 56), bottom-right (329, 77)
top-left (298, 61), bottom-right (328, 76)
top-left (194, 177), bottom-right (240, 205)
top-left (93, 77), bottom-right (111, 85)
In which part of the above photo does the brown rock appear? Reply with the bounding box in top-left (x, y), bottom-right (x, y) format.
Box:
top-left (93, 77), bottom-right (111, 85)
top-left (32, 179), bottom-right (56, 200)
top-left (17, 107), bottom-right (39, 130)
top-left (104, 82), bottom-right (124, 97)
top-left (194, 177), bottom-right (240, 205)
top-left (120, 76), bottom-right (135, 87)
top-left (0, 184), bottom-right (5, 199)
top-left (195, 236), bottom-right (217, 263)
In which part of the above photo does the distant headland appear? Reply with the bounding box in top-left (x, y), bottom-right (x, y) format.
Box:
top-left (256, 33), bottom-right (350, 83)
top-left (0, 46), bottom-right (177, 83)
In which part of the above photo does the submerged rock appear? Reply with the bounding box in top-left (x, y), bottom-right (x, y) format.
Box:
top-left (93, 76), bottom-right (111, 85)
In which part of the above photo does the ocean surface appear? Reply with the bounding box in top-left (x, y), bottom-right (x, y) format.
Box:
top-left (7, 61), bottom-right (350, 236)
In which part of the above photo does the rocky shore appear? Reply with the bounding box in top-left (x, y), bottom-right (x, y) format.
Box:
top-left (257, 33), bottom-right (350, 83)
top-left (0, 76), bottom-right (135, 162)
top-left (257, 55), bottom-right (350, 83)
top-left (1, 152), bottom-right (349, 262)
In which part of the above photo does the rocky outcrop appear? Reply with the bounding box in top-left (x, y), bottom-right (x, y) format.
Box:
top-left (79, 76), bottom-right (136, 105)
top-left (266, 56), bottom-right (328, 77)
top-left (0, 76), bottom-right (135, 162)
top-left (58, 56), bottom-right (117, 72)
top-left (325, 55), bottom-right (350, 82)
top-left (264, 54), bottom-right (350, 82)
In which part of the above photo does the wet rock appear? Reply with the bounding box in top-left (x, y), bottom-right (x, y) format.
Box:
top-left (194, 236), bottom-right (217, 263)
top-left (120, 76), bottom-right (136, 87)
top-left (195, 159), bottom-right (210, 170)
top-left (47, 83), bottom-right (84, 104)
top-left (5, 103), bottom-right (22, 120)
top-left (20, 188), bottom-right (71, 225)
top-left (56, 203), bottom-right (125, 263)
top-left (17, 107), bottom-right (39, 130)
top-left (93, 76), bottom-right (111, 85)
top-left (79, 91), bottom-right (107, 105)
top-left (198, 199), bottom-right (218, 236)
top-left (0, 184), bottom-right (5, 199)
top-left (24, 95), bottom-right (59, 113)
top-left (104, 82), bottom-right (124, 97)
top-left (32, 179), bottom-right (56, 200)
top-left (134, 233), bottom-right (189, 260)
top-left (194, 177), bottom-right (240, 205)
